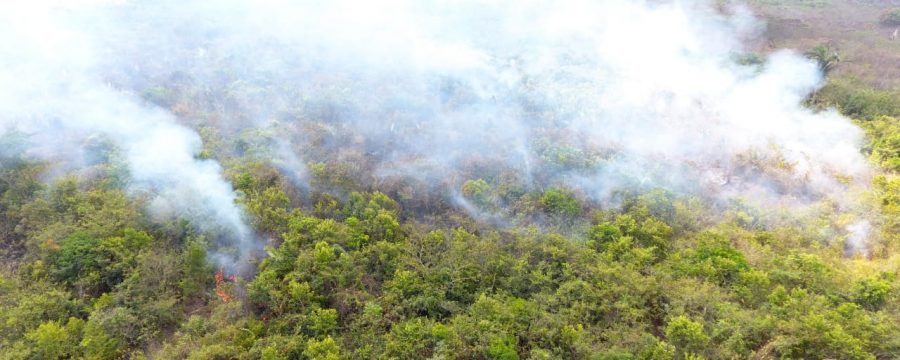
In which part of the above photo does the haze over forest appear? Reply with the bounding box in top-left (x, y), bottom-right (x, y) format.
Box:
top-left (1, 1), bottom-right (899, 359)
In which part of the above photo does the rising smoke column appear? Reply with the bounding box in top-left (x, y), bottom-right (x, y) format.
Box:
top-left (0, 2), bottom-right (258, 271)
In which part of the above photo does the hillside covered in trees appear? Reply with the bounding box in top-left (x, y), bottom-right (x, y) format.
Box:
top-left (1, 1), bottom-right (900, 359)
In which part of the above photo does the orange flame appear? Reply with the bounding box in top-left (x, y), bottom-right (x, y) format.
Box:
top-left (215, 270), bottom-right (233, 302)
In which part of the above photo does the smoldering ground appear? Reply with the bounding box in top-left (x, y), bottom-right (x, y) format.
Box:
top-left (0, 0), bottom-right (877, 267)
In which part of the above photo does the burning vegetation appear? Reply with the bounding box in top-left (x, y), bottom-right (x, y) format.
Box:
top-left (0, 1), bottom-right (898, 359)
top-left (214, 269), bottom-right (236, 303)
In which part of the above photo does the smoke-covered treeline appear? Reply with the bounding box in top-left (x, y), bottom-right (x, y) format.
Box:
top-left (0, 0), bottom-right (899, 359)
top-left (0, 0), bottom-right (881, 267)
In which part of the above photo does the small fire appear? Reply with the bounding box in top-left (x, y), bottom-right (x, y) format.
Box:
top-left (214, 269), bottom-right (235, 302)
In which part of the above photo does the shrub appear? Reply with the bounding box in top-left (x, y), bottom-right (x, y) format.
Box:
top-left (811, 79), bottom-right (900, 120)
top-left (881, 8), bottom-right (900, 26)
top-left (539, 188), bottom-right (580, 218)
top-left (462, 179), bottom-right (493, 208)
top-left (853, 277), bottom-right (893, 310)
top-left (665, 316), bottom-right (709, 355)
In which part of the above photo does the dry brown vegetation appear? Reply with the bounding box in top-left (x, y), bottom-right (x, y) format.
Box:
top-left (749, 0), bottom-right (900, 89)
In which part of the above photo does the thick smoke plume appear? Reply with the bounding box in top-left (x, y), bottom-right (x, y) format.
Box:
top-left (0, 0), bottom-right (876, 264)
top-left (0, 2), bottom-right (257, 270)
top-left (98, 0), bottom-right (864, 203)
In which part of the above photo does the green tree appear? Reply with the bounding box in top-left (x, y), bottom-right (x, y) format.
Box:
top-left (25, 318), bottom-right (82, 359)
top-left (304, 336), bottom-right (341, 360)
top-left (805, 44), bottom-right (840, 75)
top-left (665, 316), bottom-right (709, 357)
top-left (540, 188), bottom-right (580, 218)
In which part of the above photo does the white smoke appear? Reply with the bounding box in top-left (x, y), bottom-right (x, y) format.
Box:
top-left (177, 0), bottom-right (865, 207)
top-left (0, 0), bottom-right (877, 258)
top-left (0, 1), bottom-right (257, 271)
top-left (845, 220), bottom-right (871, 257)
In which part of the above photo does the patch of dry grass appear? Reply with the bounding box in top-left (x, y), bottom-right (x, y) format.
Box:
top-left (748, 0), bottom-right (900, 89)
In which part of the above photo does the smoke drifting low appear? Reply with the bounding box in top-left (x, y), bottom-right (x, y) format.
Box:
top-left (0, 0), bottom-right (875, 267)
top-left (0, 2), bottom-right (257, 269)
top-left (111, 0), bottom-right (863, 203)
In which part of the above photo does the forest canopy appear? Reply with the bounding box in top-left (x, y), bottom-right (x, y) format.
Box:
top-left (1, 1), bottom-right (899, 359)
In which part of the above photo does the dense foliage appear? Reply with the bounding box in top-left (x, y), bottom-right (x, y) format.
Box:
top-left (881, 8), bottom-right (900, 26)
top-left (2, 90), bottom-right (900, 360)
top-left (2, 13), bottom-right (900, 360)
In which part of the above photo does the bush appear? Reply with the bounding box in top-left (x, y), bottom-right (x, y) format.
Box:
top-left (665, 316), bottom-right (709, 355)
top-left (881, 8), bottom-right (900, 26)
top-left (304, 336), bottom-right (341, 360)
top-left (685, 235), bottom-right (750, 285)
top-left (853, 277), bottom-right (893, 310)
top-left (462, 179), bottom-right (493, 208)
top-left (539, 188), bottom-right (580, 218)
top-left (858, 116), bottom-right (900, 171)
top-left (811, 79), bottom-right (900, 120)
top-left (25, 319), bottom-right (82, 359)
